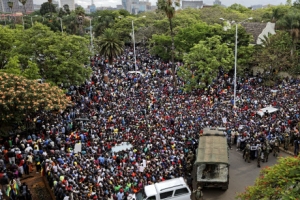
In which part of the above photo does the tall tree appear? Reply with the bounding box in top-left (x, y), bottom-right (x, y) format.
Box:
top-left (255, 31), bottom-right (294, 76)
top-left (0, 27), bottom-right (14, 69)
top-left (178, 36), bottom-right (233, 91)
top-left (0, 72), bottom-right (69, 126)
top-left (19, 0), bottom-right (27, 14)
top-left (157, 0), bottom-right (180, 86)
top-left (75, 6), bottom-right (85, 35)
top-left (95, 28), bottom-right (124, 65)
top-left (276, 8), bottom-right (300, 55)
top-left (40, 2), bottom-right (56, 16)
top-left (237, 156), bottom-right (300, 200)
top-left (7, 23), bottom-right (92, 85)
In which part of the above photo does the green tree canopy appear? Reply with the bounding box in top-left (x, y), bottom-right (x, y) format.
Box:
top-left (95, 28), bottom-right (124, 64)
top-left (255, 31), bottom-right (294, 74)
top-left (227, 3), bottom-right (250, 13)
top-left (178, 35), bottom-right (234, 91)
top-left (1, 23), bottom-right (91, 85)
top-left (149, 34), bottom-right (172, 61)
top-left (40, 2), bottom-right (57, 16)
top-left (0, 72), bottom-right (69, 125)
top-left (0, 27), bottom-right (15, 69)
top-left (237, 156), bottom-right (300, 200)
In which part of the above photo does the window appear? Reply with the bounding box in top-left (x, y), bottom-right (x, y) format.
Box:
top-left (160, 191), bottom-right (173, 199)
top-left (146, 196), bottom-right (156, 200)
top-left (174, 188), bottom-right (189, 196)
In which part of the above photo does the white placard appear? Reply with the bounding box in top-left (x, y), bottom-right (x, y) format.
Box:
top-left (74, 143), bottom-right (82, 153)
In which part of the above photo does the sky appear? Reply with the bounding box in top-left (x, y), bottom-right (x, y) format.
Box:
top-left (33, 0), bottom-right (288, 9)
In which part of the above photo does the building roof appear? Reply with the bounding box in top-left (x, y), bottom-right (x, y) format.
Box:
top-left (241, 22), bottom-right (270, 44)
top-left (182, 0), bottom-right (203, 9)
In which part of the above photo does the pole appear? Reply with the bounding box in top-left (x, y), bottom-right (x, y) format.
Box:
top-left (90, 18), bottom-right (93, 54)
top-left (60, 18), bottom-right (63, 33)
top-left (42, 17), bottom-right (44, 22)
top-left (234, 23), bottom-right (238, 108)
top-left (132, 20), bottom-right (137, 71)
top-left (31, 16), bottom-right (33, 26)
top-left (22, 16), bottom-right (24, 29)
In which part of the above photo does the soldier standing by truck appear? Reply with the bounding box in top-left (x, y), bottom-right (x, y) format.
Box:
top-left (284, 133), bottom-right (289, 150)
top-left (257, 146), bottom-right (262, 168)
top-left (243, 143), bottom-right (251, 163)
top-left (262, 142), bottom-right (270, 163)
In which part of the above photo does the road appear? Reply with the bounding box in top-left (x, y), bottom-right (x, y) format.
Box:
top-left (202, 147), bottom-right (289, 200)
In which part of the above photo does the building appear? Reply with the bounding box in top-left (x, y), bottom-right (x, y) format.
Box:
top-left (182, 0), bottom-right (203, 9)
top-left (52, 0), bottom-right (59, 7)
top-left (116, 5), bottom-right (124, 9)
top-left (60, 0), bottom-right (75, 11)
top-left (213, 0), bottom-right (221, 5)
top-left (33, 4), bottom-right (41, 11)
top-left (122, 0), bottom-right (127, 11)
top-left (0, 0), bottom-right (34, 13)
top-left (150, 5), bottom-right (157, 11)
top-left (121, 0), bottom-right (154, 14)
top-left (89, 0), bottom-right (96, 13)
top-left (250, 5), bottom-right (263, 10)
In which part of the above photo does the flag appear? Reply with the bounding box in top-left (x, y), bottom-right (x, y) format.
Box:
top-left (6, 186), bottom-right (11, 197)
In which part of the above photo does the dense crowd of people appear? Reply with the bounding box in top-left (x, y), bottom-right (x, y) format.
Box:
top-left (0, 47), bottom-right (300, 200)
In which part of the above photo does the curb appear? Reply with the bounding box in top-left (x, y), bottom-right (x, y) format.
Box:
top-left (279, 147), bottom-right (294, 156)
top-left (42, 176), bottom-right (56, 200)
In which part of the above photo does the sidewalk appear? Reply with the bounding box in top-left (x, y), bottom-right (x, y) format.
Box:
top-left (279, 145), bottom-right (295, 156)
top-left (3, 170), bottom-right (54, 200)
top-left (20, 172), bottom-right (53, 200)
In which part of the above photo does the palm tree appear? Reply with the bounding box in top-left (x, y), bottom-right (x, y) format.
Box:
top-left (19, 0), bottom-right (27, 15)
top-left (157, 0), bottom-right (180, 86)
top-left (48, 0), bottom-right (52, 17)
top-left (276, 9), bottom-right (300, 55)
top-left (95, 28), bottom-right (124, 65)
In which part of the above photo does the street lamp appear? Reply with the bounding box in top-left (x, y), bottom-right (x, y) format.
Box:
top-left (22, 16), bottom-right (25, 29)
top-left (7, 1), bottom-right (14, 25)
top-left (131, 15), bottom-right (146, 71)
top-left (220, 17), bottom-right (253, 108)
top-left (89, 16), bottom-right (101, 55)
top-left (60, 17), bottom-right (63, 33)
top-left (31, 15), bottom-right (39, 26)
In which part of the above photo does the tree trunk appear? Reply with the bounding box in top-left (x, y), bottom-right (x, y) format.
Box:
top-left (168, 17), bottom-right (177, 87)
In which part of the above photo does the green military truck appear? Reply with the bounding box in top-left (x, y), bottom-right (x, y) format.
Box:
top-left (192, 127), bottom-right (230, 190)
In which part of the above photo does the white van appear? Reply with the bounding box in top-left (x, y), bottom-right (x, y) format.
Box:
top-left (139, 177), bottom-right (191, 200)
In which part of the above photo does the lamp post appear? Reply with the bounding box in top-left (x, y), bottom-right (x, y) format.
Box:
top-left (131, 16), bottom-right (146, 71)
top-left (89, 16), bottom-right (100, 55)
top-left (7, 1), bottom-right (14, 26)
top-left (30, 15), bottom-right (39, 27)
top-left (22, 16), bottom-right (25, 29)
top-left (60, 17), bottom-right (63, 33)
top-left (220, 17), bottom-right (252, 108)
top-left (131, 20), bottom-right (137, 71)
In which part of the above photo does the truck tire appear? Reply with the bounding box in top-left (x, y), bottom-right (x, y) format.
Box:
top-left (221, 185), bottom-right (228, 190)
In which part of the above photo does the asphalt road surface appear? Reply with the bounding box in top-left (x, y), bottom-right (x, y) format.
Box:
top-left (202, 147), bottom-right (289, 200)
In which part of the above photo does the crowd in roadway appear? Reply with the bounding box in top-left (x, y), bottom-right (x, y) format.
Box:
top-left (0, 46), bottom-right (300, 200)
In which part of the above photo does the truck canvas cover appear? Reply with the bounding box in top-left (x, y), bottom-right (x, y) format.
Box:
top-left (194, 128), bottom-right (229, 183)
top-left (195, 130), bottom-right (229, 165)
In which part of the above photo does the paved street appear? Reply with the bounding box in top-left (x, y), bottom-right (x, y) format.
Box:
top-left (202, 146), bottom-right (289, 200)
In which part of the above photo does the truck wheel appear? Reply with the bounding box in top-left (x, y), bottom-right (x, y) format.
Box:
top-left (221, 186), bottom-right (228, 190)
